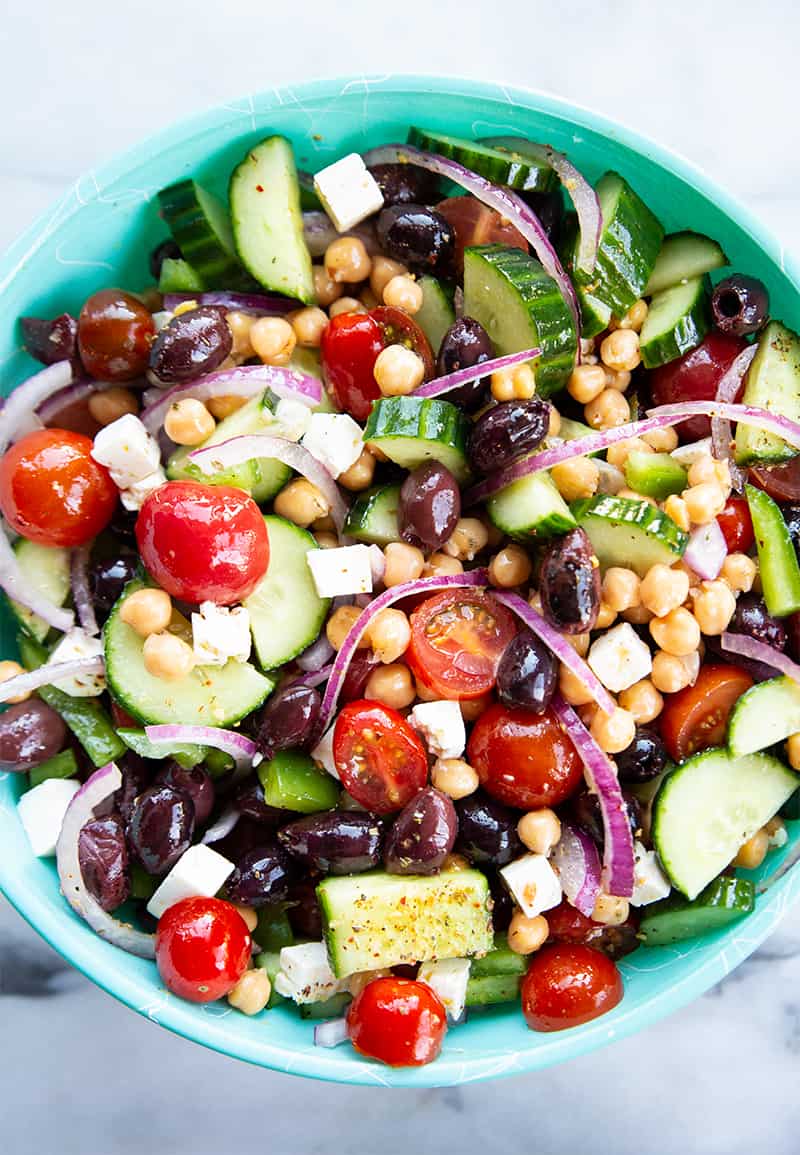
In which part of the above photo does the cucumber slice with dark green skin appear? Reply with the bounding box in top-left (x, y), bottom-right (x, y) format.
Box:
top-left (639, 876), bottom-right (755, 946)
top-left (257, 749), bottom-right (340, 813)
top-left (253, 907), bottom-right (295, 952)
top-left (407, 128), bottom-right (557, 193)
top-left (253, 950), bottom-right (290, 1007)
top-left (117, 726), bottom-right (208, 769)
top-left (465, 973), bottom-right (521, 1007)
top-left (8, 540), bottom-right (70, 643)
top-left (639, 275), bottom-right (710, 368)
top-left (157, 257), bottom-right (206, 294)
top-left (28, 749), bottom-right (79, 789)
top-left (103, 580), bottom-right (273, 726)
top-left (727, 676), bottom-right (800, 757)
top-left (229, 135), bottom-right (314, 303)
top-left (244, 516), bottom-right (330, 669)
top-left (343, 483), bottom-right (402, 546)
top-left (652, 746), bottom-right (797, 899)
top-left (745, 483), bottom-right (800, 616)
top-left (735, 321), bottom-right (800, 465)
top-left (299, 992), bottom-right (352, 1020)
top-left (364, 396), bottom-right (472, 484)
top-left (158, 180), bottom-right (249, 290)
top-left (487, 470), bottom-right (575, 540)
top-left (463, 245), bottom-right (577, 398)
top-left (572, 494), bottom-right (688, 575)
top-left (624, 451), bottom-right (688, 500)
top-left (415, 275), bottom-right (456, 353)
top-left (645, 231), bottom-right (728, 296)
top-left (573, 172), bottom-right (664, 316)
top-left (470, 933), bottom-right (528, 978)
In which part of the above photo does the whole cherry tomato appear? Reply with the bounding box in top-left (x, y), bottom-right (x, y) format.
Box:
top-left (78, 289), bottom-right (155, 381)
top-left (649, 332), bottom-right (747, 441)
top-left (333, 699), bottom-right (428, 813)
top-left (346, 976), bottom-right (447, 1066)
top-left (435, 196), bottom-right (528, 274)
top-left (716, 495), bottom-right (754, 553)
top-left (136, 481), bottom-right (269, 604)
top-left (521, 943), bottom-right (623, 1032)
top-left (0, 428), bottom-right (117, 546)
top-left (155, 896), bottom-right (251, 1003)
top-left (659, 663), bottom-right (753, 762)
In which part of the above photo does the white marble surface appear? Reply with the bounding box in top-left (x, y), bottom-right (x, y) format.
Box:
top-left (2, 2), bottom-right (800, 1151)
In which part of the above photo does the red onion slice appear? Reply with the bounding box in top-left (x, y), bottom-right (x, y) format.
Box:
top-left (201, 804), bottom-right (241, 846)
top-left (0, 360), bottom-right (73, 455)
top-left (711, 344), bottom-right (757, 491)
top-left (413, 347), bottom-right (540, 400)
top-left (552, 823), bottom-right (602, 917)
top-left (683, 519), bottom-right (728, 581)
top-left (290, 663), bottom-right (335, 690)
top-left (144, 724), bottom-right (257, 771)
top-left (296, 632), bottom-right (335, 673)
top-left (0, 528), bottom-right (74, 632)
top-left (56, 762), bottom-right (156, 959)
top-left (162, 291), bottom-right (297, 315)
top-left (721, 632), bottom-right (800, 684)
top-left (71, 546), bottom-right (98, 636)
top-left (313, 1017), bottom-right (349, 1048)
top-left (0, 655), bottom-right (104, 704)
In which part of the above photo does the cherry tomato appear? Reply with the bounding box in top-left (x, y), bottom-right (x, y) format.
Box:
top-left (545, 899), bottom-right (641, 961)
top-left (750, 457), bottom-right (800, 503)
top-left (406, 590), bottom-right (517, 700)
top-left (78, 289), bottom-right (155, 381)
top-left (659, 663), bottom-right (754, 762)
top-left (717, 495), bottom-right (754, 553)
top-left (371, 306), bottom-right (435, 380)
top-left (436, 195), bottom-right (528, 274)
top-left (649, 332), bottom-right (747, 441)
top-left (521, 943), bottom-right (623, 1032)
top-left (0, 429), bottom-right (117, 547)
top-left (155, 896), bottom-right (251, 1003)
top-left (346, 976), bottom-right (447, 1066)
top-left (467, 702), bottom-right (583, 809)
top-left (333, 699), bottom-right (428, 813)
top-left (136, 481), bottom-right (269, 605)
top-left (320, 312), bottom-right (385, 421)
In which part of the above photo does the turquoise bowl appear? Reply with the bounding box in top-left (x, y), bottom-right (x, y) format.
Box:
top-left (1, 75), bottom-right (799, 1088)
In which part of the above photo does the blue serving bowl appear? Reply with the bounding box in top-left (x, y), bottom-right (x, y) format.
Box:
top-left (1, 75), bottom-right (799, 1088)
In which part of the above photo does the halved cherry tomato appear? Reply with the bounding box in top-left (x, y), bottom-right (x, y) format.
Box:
top-left (750, 456), bottom-right (800, 503)
top-left (155, 896), bottom-right (251, 1003)
top-left (717, 495), bottom-right (754, 553)
top-left (649, 332), bottom-right (746, 441)
top-left (467, 702), bottom-right (583, 809)
top-left (521, 944), bottom-right (623, 1032)
top-left (0, 428), bottom-right (118, 547)
top-left (406, 589), bottom-right (517, 700)
top-left (333, 699), bottom-right (428, 813)
top-left (435, 196), bottom-right (528, 274)
top-left (659, 663), bottom-right (754, 762)
top-left (371, 306), bottom-right (435, 379)
top-left (347, 976), bottom-right (447, 1066)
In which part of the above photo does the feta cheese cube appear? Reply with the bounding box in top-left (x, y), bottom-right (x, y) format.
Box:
top-left (671, 437), bottom-right (713, 468)
top-left (302, 413), bottom-right (364, 478)
top-left (500, 853), bottom-right (563, 918)
top-left (274, 397), bottom-right (312, 442)
top-left (91, 414), bottom-right (162, 490)
top-left (273, 941), bottom-right (347, 1004)
top-left (629, 840), bottom-right (672, 907)
top-left (588, 622), bottom-right (652, 693)
top-left (120, 467), bottom-right (167, 511)
top-left (311, 726), bottom-right (338, 779)
top-left (147, 844), bottom-right (236, 919)
top-left (417, 957), bottom-right (471, 1021)
top-left (17, 778), bottom-right (80, 857)
top-left (47, 628), bottom-right (106, 696)
top-left (313, 153), bottom-right (384, 233)
top-left (191, 601), bottom-right (252, 667)
top-left (306, 545), bottom-right (373, 599)
top-left (409, 700), bottom-right (466, 759)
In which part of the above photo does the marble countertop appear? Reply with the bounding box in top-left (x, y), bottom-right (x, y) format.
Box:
top-left (2, 2), bottom-right (800, 1151)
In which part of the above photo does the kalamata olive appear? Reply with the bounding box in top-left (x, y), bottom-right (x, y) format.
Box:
top-left (496, 629), bottom-right (556, 712)
top-left (784, 503), bottom-right (800, 559)
top-left (234, 780), bottom-right (287, 826)
top-left (732, 593), bottom-right (787, 650)
top-left (90, 553), bottom-right (138, 617)
top-left (376, 204), bottom-right (455, 276)
top-left (0, 700), bottom-right (66, 772)
top-left (539, 528), bottom-right (601, 635)
top-left (487, 869), bottom-right (514, 931)
top-left (384, 787), bottom-right (457, 875)
top-left (398, 462), bottom-right (461, 549)
top-left (114, 752), bottom-right (154, 825)
top-left (78, 814), bottom-right (130, 912)
top-left (435, 318), bottom-right (494, 409)
top-left (455, 793), bottom-right (522, 866)
top-left (149, 305), bottom-right (232, 384)
top-left (711, 274), bottom-right (769, 337)
top-left (226, 842), bottom-right (294, 907)
top-left (149, 238), bottom-right (182, 280)
top-left (107, 504), bottom-right (138, 544)
top-left (254, 682), bottom-right (321, 758)
top-left (156, 763), bottom-right (214, 825)
top-left (127, 784), bottom-right (194, 875)
top-left (571, 789), bottom-right (642, 848)
top-left (21, 313), bottom-right (79, 367)
top-left (583, 918), bottom-right (641, 960)
top-left (521, 190), bottom-right (564, 243)
top-left (368, 164), bottom-right (440, 207)
top-left (468, 399), bottom-right (550, 475)
top-left (206, 816), bottom-right (265, 863)
top-left (279, 810), bottom-right (382, 874)
top-left (78, 289), bottom-right (155, 382)
top-left (340, 649), bottom-right (381, 703)
top-left (615, 728), bottom-right (668, 784)
top-left (287, 878), bottom-right (323, 939)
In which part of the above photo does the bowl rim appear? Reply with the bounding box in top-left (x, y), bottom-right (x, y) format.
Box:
top-left (1, 72), bottom-right (798, 1088)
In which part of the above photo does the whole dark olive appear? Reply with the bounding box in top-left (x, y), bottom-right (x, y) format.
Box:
top-left (521, 189), bottom-right (564, 243)
top-left (571, 789), bottom-right (642, 848)
top-left (786, 612), bottom-right (800, 663)
top-left (149, 238), bottom-right (182, 281)
top-left (468, 399), bottom-right (550, 475)
top-left (435, 317), bottom-right (494, 409)
top-left (496, 629), bottom-right (557, 712)
top-left (398, 462), bottom-right (461, 550)
top-left (234, 780), bottom-right (287, 826)
top-left (254, 682), bottom-right (321, 759)
top-left (90, 554), bottom-right (138, 617)
top-left (376, 204), bottom-right (455, 276)
top-left (287, 878), bottom-right (323, 939)
top-left (384, 788), bottom-right (457, 875)
top-left (732, 593), bottom-right (787, 650)
top-left (127, 784), bottom-right (195, 875)
top-left (149, 305), bottom-right (232, 384)
top-left (114, 752), bottom-right (154, 825)
top-left (0, 700), bottom-right (66, 772)
top-left (711, 274), bottom-right (769, 337)
top-left (487, 869), bottom-right (514, 931)
top-left (368, 164), bottom-right (440, 207)
top-left (279, 810), bottom-right (382, 874)
top-left (156, 763), bottom-right (214, 825)
top-left (78, 814), bottom-right (130, 912)
top-left (206, 816), bottom-right (266, 863)
top-left (107, 504), bottom-right (138, 544)
top-left (615, 728), bottom-right (668, 784)
top-left (226, 841), bottom-right (294, 907)
top-left (583, 917), bottom-right (641, 960)
top-left (455, 793), bottom-right (522, 867)
top-left (21, 313), bottom-right (79, 367)
top-left (539, 528), bottom-right (601, 635)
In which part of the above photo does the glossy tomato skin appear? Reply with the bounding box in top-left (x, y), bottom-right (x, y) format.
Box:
top-left (347, 977), bottom-right (447, 1066)
top-left (78, 289), bottom-right (155, 381)
top-left (546, 899), bottom-right (641, 961)
top-left (521, 943), bottom-right (623, 1032)
top-left (659, 663), bottom-right (753, 762)
top-left (321, 313), bottom-right (385, 421)
top-left (155, 896), bottom-right (251, 1003)
top-left (371, 306), bottom-right (435, 379)
top-left (0, 429), bottom-right (118, 547)
top-left (406, 590), bottom-right (517, 700)
top-left (436, 196), bottom-right (527, 275)
top-left (717, 495), bottom-right (754, 553)
top-left (333, 699), bottom-right (428, 813)
top-left (136, 481), bottom-right (269, 605)
top-left (649, 332), bottom-right (746, 441)
top-left (467, 703), bottom-right (583, 809)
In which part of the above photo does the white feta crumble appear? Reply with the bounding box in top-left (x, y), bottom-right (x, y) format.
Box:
top-left (768, 823), bottom-right (789, 849)
top-left (417, 957), bottom-right (471, 1021)
top-left (670, 437), bottom-right (713, 468)
top-left (588, 622), bottom-right (652, 693)
top-left (500, 853), bottom-right (563, 919)
top-left (147, 844), bottom-right (236, 919)
top-left (47, 628), bottom-right (106, 697)
top-left (313, 153), bottom-right (384, 233)
top-left (302, 413), bottom-right (364, 478)
top-left (274, 941), bottom-right (347, 1004)
top-left (191, 601), bottom-right (252, 667)
top-left (91, 413), bottom-right (162, 490)
top-left (274, 397), bottom-right (312, 442)
top-left (306, 545), bottom-right (373, 598)
top-left (17, 778), bottom-right (80, 857)
top-left (629, 840), bottom-right (672, 907)
top-left (120, 467), bottom-right (167, 511)
top-left (409, 700), bottom-right (466, 759)
top-left (311, 726), bottom-right (338, 779)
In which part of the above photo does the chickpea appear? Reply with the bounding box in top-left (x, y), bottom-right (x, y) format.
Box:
top-left (443, 518), bottom-right (490, 561)
top-left (595, 601), bottom-right (618, 629)
top-left (720, 552), bottom-right (757, 593)
top-left (584, 388), bottom-right (630, 430)
top-left (650, 650), bottom-right (694, 694)
top-left (382, 274), bottom-right (423, 314)
top-left (507, 912), bottom-right (550, 955)
top-left (326, 605), bottom-right (364, 651)
top-left (142, 631), bottom-right (195, 681)
top-left (415, 677), bottom-right (440, 702)
top-left (383, 541), bottom-right (425, 587)
top-left (250, 317), bottom-right (297, 366)
top-left (328, 296), bottom-right (367, 318)
top-left (314, 532), bottom-right (339, 550)
top-left (288, 306), bottom-right (328, 348)
top-left (649, 607), bottom-right (701, 656)
top-left (640, 563), bottom-right (690, 618)
top-left (338, 449), bottom-right (376, 492)
top-left (690, 579), bottom-right (736, 636)
top-left (683, 482), bottom-right (726, 525)
top-left (732, 828), bottom-right (770, 870)
top-left (602, 567), bottom-right (641, 614)
top-left (207, 394), bottom-right (248, 420)
top-left (517, 809), bottom-right (561, 856)
top-left (604, 369), bottom-right (632, 392)
top-left (489, 544), bottom-right (533, 588)
top-left (274, 478), bottom-right (331, 527)
top-left (606, 437), bottom-right (653, 469)
top-left (460, 693), bottom-right (491, 723)
top-left (370, 256), bottom-right (408, 300)
top-left (364, 662), bottom-right (415, 709)
top-left (618, 678), bottom-right (663, 725)
top-left (120, 588), bottom-right (172, 638)
top-left (226, 310), bottom-right (255, 359)
top-left (314, 265), bottom-right (344, 307)
top-left (600, 328), bottom-right (641, 373)
top-left (360, 286), bottom-right (380, 310)
top-left (567, 363), bottom-right (607, 404)
top-left (663, 494), bottom-right (691, 532)
top-left (567, 632), bottom-right (591, 657)
top-left (423, 551), bottom-right (463, 578)
top-left (491, 363), bottom-right (536, 402)
top-left (687, 454), bottom-right (719, 487)
top-left (374, 344), bottom-right (425, 396)
top-left (311, 514), bottom-right (337, 534)
top-left (787, 732), bottom-right (800, 770)
top-left (227, 968), bottom-right (271, 1016)
top-left (619, 299), bottom-right (648, 332)
top-left (164, 398), bottom-right (215, 446)
top-left (590, 706), bottom-right (636, 754)
top-left (324, 236), bottom-right (372, 284)
top-left (484, 519), bottom-right (504, 549)
top-left (551, 457), bottom-right (599, 502)
top-left (559, 664), bottom-right (595, 706)
top-left (365, 608), bottom-right (411, 664)
top-left (431, 757), bottom-right (480, 801)
top-left (0, 659), bottom-right (29, 703)
top-left (547, 406), bottom-right (562, 437)
top-left (231, 903), bottom-right (258, 933)
top-left (622, 602), bottom-right (654, 625)
top-left (641, 426), bottom-right (679, 453)
top-left (88, 386), bottom-right (138, 426)
top-left (591, 894), bottom-right (631, 926)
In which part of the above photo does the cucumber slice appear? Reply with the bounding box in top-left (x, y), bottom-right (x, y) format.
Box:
top-left (465, 973), bottom-right (521, 1007)
top-left (639, 876), bottom-right (755, 946)
top-left (364, 396), bottom-right (472, 484)
top-left (229, 135), bottom-right (314, 304)
top-left (572, 494), bottom-right (688, 575)
top-left (157, 257), bottom-right (205, 294)
top-left (470, 933), bottom-right (528, 978)
top-left (253, 907), bottom-right (295, 952)
top-left (639, 275), bottom-right (710, 368)
top-left (104, 580), bottom-right (273, 726)
top-left (258, 749), bottom-right (340, 813)
top-left (317, 868), bottom-right (493, 978)
top-left (463, 245), bottom-right (577, 398)
top-left (727, 676), bottom-right (800, 757)
top-left (735, 321), bottom-right (800, 465)
top-left (407, 127), bottom-right (556, 193)
top-left (559, 214), bottom-right (612, 339)
top-left (487, 469), bottom-right (575, 540)
top-left (415, 275), bottom-right (456, 353)
top-left (652, 747), bottom-right (797, 899)
top-left (158, 180), bottom-right (248, 290)
top-left (7, 540), bottom-right (70, 643)
top-left (299, 992), bottom-right (352, 1020)
top-left (244, 516), bottom-right (330, 670)
top-left (645, 231), bottom-right (728, 296)
top-left (745, 483), bottom-right (800, 616)
top-left (624, 450), bottom-right (688, 500)
top-left (253, 950), bottom-right (290, 1008)
top-left (343, 483), bottom-right (401, 546)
